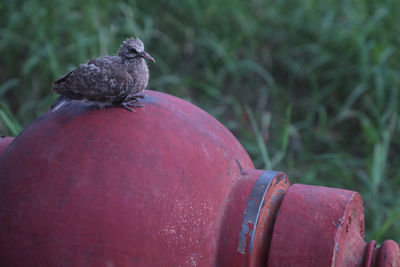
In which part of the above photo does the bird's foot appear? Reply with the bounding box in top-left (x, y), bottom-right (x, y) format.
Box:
top-left (134, 93), bottom-right (146, 99)
top-left (120, 99), bottom-right (145, 112)
top-left (125, 93), bottom-right (146, 102)
top-left (120, 103), bottom-right (135, 112)
top-left (120, 102), bottom-right (143, 112)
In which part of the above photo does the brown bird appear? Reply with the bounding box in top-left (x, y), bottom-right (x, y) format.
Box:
top-left (51, 37), bottom-right (155, 112)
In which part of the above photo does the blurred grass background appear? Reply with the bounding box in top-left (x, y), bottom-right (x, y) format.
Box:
top-left (1, 0), bottom-right (399, 243)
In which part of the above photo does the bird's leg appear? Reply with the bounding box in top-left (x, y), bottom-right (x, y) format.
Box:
top-left (125, 93), bottom-right (146, 102)
top-left (122, 93), bottom-right (146, 111)
top-left (124, 100), bottom-right (144, 108)
top-left (120, 102), bottom-right (135, 112)
top-left (110, 93), bottom-right (139, 112)
top-left (114, 92), bottom-right (145, 112)
top-left (134, 93), bottom-right (146, 98)
top-left (119, 98), bottom-right (144, 112)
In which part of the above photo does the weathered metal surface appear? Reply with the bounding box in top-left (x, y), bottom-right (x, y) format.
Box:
top-left (364, 240), bottom-right (376, 267)
top-left (1, 90), bottom-right (399, 266)
top-left (0, 136), bottom-right (13, 155)
top-left (375, 240), bottom-right (400, 267)
top-left (215, 170), bottom-right (290, 266)
top-left (267, 184), bottom-right (400, 267)
top-left (238, 171), bottom-right (289, 266)
top-left (363, 240), bottom-right (400, 267)
top-left (0, 91), bottom-right (256, 266)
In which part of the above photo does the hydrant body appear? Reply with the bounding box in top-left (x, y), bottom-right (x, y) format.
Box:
top-left (0, 91), bottom-right (262, 266)
top-left (0, 91), bottom-right (398, 266)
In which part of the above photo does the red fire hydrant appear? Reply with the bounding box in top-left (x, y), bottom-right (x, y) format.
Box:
top-left (0, 91), bottom-right (398, 266)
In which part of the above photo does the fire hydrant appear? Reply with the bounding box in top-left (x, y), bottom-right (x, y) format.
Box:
top-left (0, 91), bottom-right (398, 266)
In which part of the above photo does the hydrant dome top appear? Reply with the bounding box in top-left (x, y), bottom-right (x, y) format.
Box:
top-left (0, 90), bottom-right (254, 266)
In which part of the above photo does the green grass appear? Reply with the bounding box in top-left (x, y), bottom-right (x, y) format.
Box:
top-left (1, 0), bottom-right (400, 243)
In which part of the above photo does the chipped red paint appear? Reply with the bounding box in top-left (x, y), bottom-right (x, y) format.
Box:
top-left (236, 171), bottom-right (289, 267)
top-left (0, 91), bottom-right (398, 266)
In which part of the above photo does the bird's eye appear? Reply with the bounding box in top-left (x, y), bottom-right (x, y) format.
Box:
top-left (129, 48), bottom-right (138, 54)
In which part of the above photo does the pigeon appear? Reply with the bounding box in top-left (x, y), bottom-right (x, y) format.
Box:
top-left (51, 37), bottom-right (155, 112)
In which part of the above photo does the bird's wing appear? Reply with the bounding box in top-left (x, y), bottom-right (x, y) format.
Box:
top-left (52, 57), bottom-right (133, 102)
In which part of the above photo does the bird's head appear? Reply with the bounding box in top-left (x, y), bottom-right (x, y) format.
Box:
top-left (119, 38), bottom-right (155, 63)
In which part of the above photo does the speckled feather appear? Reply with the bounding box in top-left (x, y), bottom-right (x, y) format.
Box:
top-left (51, 38), bottom-right (153, 109)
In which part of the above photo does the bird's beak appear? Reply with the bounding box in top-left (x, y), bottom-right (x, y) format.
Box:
top-left (139, 51), bottom-right (155, 63)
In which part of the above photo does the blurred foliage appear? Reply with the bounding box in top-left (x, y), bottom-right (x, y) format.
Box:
top-left (1, 0), bottom-right (400, 243)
